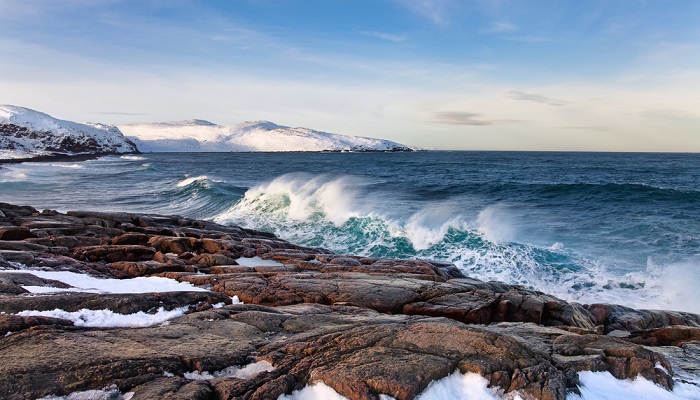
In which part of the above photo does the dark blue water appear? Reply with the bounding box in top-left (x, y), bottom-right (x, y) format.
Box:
top-left (2, 151), bottom-right (699, 312)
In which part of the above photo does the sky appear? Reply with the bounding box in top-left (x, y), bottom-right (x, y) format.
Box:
top-left (1, 0), bottom-right (699, 151)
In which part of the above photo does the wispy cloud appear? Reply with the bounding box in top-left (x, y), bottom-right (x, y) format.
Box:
top-left (395, 0), bottom-right (453, 26)
top-left (504, 35), bottom-right (556, 43)
top-left (559, 125), bottom-right (610, 133)
top-left (361, 31), bottom-right (406, 43)
top-left (431, 111), bottom-right (496, 126)
top-left (481, 22), bottom-right (517, 34)
top-left (636, 109), bottom-right (700, 121)
top-left (507, 90), bottom-right (566, 106)
top-left (91, 111), bottom-right (149, 116)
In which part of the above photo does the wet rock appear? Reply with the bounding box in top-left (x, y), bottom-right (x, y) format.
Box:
top-left (109, 260), bottom-right (182, 278)
top-left (0, 240), bottom-right (48, 252)
top-left (0, 203), bottom-right (37, 218)
top-left (588, 303), bottom-right (700, 333)
top-left (0, 291), bottom-right (230, 314)
top-left (0, 250), bottom-right (35, 264)
top-left (0, 203), bottom-right (698, 400)
top-left (0, 271), bottom-right (72, 289)
top-left (628, 326), bottom-right (700, 346)
top-left (73, 245), bottom-right (156, 262)
top-left (0, 314), bottom-right (73, 334)
top-left (0, 226), bottom-right (31, 241)
top-left (131, 377), bottom-right (212, 400)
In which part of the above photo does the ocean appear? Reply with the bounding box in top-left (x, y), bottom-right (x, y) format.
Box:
top-left (1, 151), bottom-right (699, 314)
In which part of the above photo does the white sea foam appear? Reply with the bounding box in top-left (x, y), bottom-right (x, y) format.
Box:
top-left (0, 169), bottom-right (28, 182)
top-left (120, 155), bottom-right (145, 160)
top-left (212, 173), bottom-right (700, 315)
top-left (12, 266), bottom-right (207, 294)
top-left (276, 372), bottom-right (507, 400)
top-left (215, 173), bottom-right (366, 227)
top-left (390, 204), bottom-right (470, 251)
top-left (37, 385), bottom-right (133, 400)
top-left (177, 175), bottom-right (210, 187)
top-left (17, 306), bottom-right (189, 328)
top-left (550, 242), bottom-right (565, 250)
top-left (572, 371), bottom-right (700, 400)
top-left (642, 258), bottom-right (700, 314)
top-left (414, 371), bottom-right (506, 400)
top-left (476, 203), bottom-right (516, 244)
top-left (275, 371), bottom-right (700, 400)
top-left (277, 382), bottom-right (349, 400)
top-left (49, 163), bottom-right (84, 169)
top-left (184, 360), bottom-right (275, 380)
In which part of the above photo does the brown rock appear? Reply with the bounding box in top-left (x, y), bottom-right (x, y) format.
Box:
top-left (0, 240), bottom-right (47, 252)
top-left (109, 260), bottom-right (182, 278)
top-left (131, 377), bottom-right (212, 400)
top-left (73, 245), bottom-right (156, 262)
top-left (112, 233), bottom-right (151, 246)
top-left (0, 226), bottom-right (31, 241)
top-left (0, 203), bottom-right (37, 217)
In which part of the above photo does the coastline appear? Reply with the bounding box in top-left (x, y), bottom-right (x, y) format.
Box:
top-left (1, 202), bottom-right (699, 399)
top-left (0, 151), bottom-right (142, 166)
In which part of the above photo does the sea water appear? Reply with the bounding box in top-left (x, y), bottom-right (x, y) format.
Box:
top-left (1, 151), bottom-right (699, 313)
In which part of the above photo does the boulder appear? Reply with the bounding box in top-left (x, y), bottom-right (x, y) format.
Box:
top-left (0, 226), bottom-right (31, 241)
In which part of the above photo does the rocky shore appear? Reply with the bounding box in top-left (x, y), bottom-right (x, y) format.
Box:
top-left (0, 202), bottom-right (698, 399)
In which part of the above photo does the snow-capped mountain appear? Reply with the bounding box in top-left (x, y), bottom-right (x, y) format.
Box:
top-left (0, 105), bottom-right (138, 160)
top-left (118, 119), bottom-right (414, 152)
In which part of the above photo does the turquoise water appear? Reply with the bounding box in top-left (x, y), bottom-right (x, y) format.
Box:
top-left (2, 151), bottom-right (699, 312)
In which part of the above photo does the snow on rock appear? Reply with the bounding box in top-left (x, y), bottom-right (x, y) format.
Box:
top-left (17, 306), bottom-right (190, 328)
top-left (0, 105), bottom-right (138, 160)
top-left (118, 119), bottom-right (416, 153)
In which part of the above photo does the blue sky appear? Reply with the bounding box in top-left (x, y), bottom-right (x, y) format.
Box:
top-left (1, 0), bottom-right (699, 151)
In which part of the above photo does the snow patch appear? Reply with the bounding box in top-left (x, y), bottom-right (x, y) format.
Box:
top-left (17, 306), bottom-right (190, 328)
top-left (234, 256), bottom-right (283, 267)
top-left (184, 360), bottom-right (275, 380)
top-left (14, 267), bottom-right (207, 294)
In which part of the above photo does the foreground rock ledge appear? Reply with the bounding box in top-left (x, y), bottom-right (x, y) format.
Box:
top-left (0, 202), bottom-right (698, 400)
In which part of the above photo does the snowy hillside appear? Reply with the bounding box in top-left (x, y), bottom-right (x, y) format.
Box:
top-left (118, 120), bottom-right (414, 152)
top-left (0, 105), bottom-right (138, 160)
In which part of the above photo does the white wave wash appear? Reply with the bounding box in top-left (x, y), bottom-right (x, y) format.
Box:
top-left (213, 173), bottom-right (700, 315)
top-left (215, 173), bottom-right (366, 227)
top-left (184, 360), bottom-right (275, 381)
top-left (38, 385), bottom-right (133, 400)
top-left (17, 306), bottom-right (189, 328)
top-left (177, 175), bottom-right (217, 187)
top-left (572, 371), bottom-right (700, 400)
top-left (10, 266), bottom-right (207, 294)
top-left (388, 203), bottom-right (470, 251)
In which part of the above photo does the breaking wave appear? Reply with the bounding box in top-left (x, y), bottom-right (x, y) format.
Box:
top-left (213, 173), bottom-right (700, 314)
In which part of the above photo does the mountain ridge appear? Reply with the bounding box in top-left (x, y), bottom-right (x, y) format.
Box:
top-left (0, 105), bottom-right (138, 161)
top-left (119, 119), bottom-right (416, 153)
top-left (1, 105), bottom-right (417, 161)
